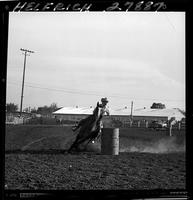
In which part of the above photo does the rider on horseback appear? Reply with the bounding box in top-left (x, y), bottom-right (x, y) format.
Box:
top-left (68, 98), bottom-right (110, 152)
top-left (72, 97), bottom-right (110, 132)
top-left (98, 97), bottom-right (110, 131)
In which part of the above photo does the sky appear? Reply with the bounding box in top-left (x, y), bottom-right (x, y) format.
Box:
top-left (6, 12), bottom-right (185, 110)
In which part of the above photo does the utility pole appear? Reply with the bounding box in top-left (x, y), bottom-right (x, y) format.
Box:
top-left (20, 48), bottom-right (34, 116)
top-left (130, 101), bottom-right (133, 121)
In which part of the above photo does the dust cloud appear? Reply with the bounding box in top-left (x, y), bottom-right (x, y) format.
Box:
top-left (77, 136), bottom-right (186, 154)
top-left (120, 136), bottom-right (185, 154)
top-left (63, 135), bottom-right (185, 154)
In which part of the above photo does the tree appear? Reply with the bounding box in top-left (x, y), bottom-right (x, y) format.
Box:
top-left (36, 103), bottom-right (58, 115)
top-left (150, 102), bottom-right (166, 109)
top-left (37, 106), bottom-right (49, 115)
top-left (50, 103), bottom-right (58, 112)
top-left (6, 103), bottom-right (18, 112)
top-left (31, 107), bottom-right (37, 113)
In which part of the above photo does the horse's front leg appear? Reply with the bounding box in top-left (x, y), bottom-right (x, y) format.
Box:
top-left (68, 136), bottom-right (80, 152)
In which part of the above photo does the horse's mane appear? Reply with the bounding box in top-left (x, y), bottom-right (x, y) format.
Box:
top-left (83, 104), bottom-right (102, 126)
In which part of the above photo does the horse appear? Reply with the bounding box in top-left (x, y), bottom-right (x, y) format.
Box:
top-left (68, 102), bottom-right (103, 152)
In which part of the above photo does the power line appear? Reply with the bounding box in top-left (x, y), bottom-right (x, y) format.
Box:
top-left (7, 81), bottom-right (185, 103)
top-left (8, 81), bottom-right (107, 97)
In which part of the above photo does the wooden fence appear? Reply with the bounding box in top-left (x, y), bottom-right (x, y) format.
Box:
top-left (109, 119), bottom-right (186, 130)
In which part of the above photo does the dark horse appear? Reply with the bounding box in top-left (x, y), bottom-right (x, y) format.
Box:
top-left (68, 102), bottom-right (102, 152)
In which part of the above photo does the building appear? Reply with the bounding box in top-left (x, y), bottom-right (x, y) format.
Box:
top-left (52, 106), bottom-right (185, 126)
top-left (6, 111), bottom-right (32, 125)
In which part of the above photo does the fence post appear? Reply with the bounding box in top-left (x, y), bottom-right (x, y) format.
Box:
top-left (169, 125), bottom-right (172, 136)
top-left (101, 128), bottom-right (119, 155)
top-left (137, 121), bottom-right (140, 127)
top-left (145, 121), bottom-right (148, 128)
top-left (178, 122), bottom-right (181, 131)
top-left (130, 121), bottom-right (132, 127)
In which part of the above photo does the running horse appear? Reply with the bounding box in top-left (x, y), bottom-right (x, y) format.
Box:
top-left (68, 102), bottom-right (103, 152)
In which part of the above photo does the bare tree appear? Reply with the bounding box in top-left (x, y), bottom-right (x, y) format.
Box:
top-left (6, 103), bottom-right (18, 112)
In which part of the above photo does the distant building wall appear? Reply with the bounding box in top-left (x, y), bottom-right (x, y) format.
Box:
top-left (6, 114), bottom-right (24, 125)
top-left (53, 114), bottom-right (89, 122)
top-left (6, 112), bottom-right (33, 125)
top-left (53, 113), bottom-right (168, 124)
top-left (132, 115), bottom-right (168, 122)
top-left (110, 115), bottom-right (129, 122)
top-left (51, 113), bottom-right (185, 130)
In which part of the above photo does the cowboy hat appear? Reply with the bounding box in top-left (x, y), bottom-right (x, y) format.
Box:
top-left (101, 97), bottom-right (109, 103)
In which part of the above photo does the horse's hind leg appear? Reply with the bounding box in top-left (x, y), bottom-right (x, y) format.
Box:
top-left (73, 134), bottom-right (93, 151)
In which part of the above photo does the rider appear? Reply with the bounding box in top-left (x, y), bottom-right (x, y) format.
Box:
top-left (98, 97), bottom-right (110, 133)
top-left (99, 97), bottom-right (110, 116)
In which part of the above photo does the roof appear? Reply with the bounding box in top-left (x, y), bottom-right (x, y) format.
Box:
top-left (53, 106), bottom-right (94, 115)
top-left (53, 106), bottom-right (185, 121)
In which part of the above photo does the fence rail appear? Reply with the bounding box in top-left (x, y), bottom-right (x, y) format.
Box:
top-left (6, 114), bottom-right (186, 132)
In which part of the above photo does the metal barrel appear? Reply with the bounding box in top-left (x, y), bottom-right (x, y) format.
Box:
top-left (101, 128), bottom-right (119, 155)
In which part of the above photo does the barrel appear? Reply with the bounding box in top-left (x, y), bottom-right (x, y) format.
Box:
top-left (101, 128), bottom-right (119, 155)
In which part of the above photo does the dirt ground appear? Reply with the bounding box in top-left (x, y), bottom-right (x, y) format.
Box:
top-left (5, 151), bottom-right (185, 190)
top-left (5, 125), bottom-right (186, 190)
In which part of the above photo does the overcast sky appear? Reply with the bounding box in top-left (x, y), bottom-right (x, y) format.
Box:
top-left (6, 12), bottom-right (185, 110)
